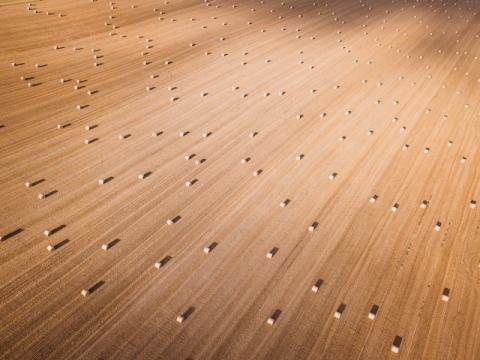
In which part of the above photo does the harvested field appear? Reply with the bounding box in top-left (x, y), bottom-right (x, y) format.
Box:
top-left (1, 0), bottom-right (480, 358)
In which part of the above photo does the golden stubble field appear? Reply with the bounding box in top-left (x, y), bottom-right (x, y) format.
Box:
top-left (0, 0), bottom-right (479, 358)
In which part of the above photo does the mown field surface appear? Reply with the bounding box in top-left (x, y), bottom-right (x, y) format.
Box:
top-left (0, 0), bottom-right (480, 358)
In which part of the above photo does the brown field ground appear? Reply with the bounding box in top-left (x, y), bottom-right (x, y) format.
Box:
top-left (1, 0), bottom-right (480, 358)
